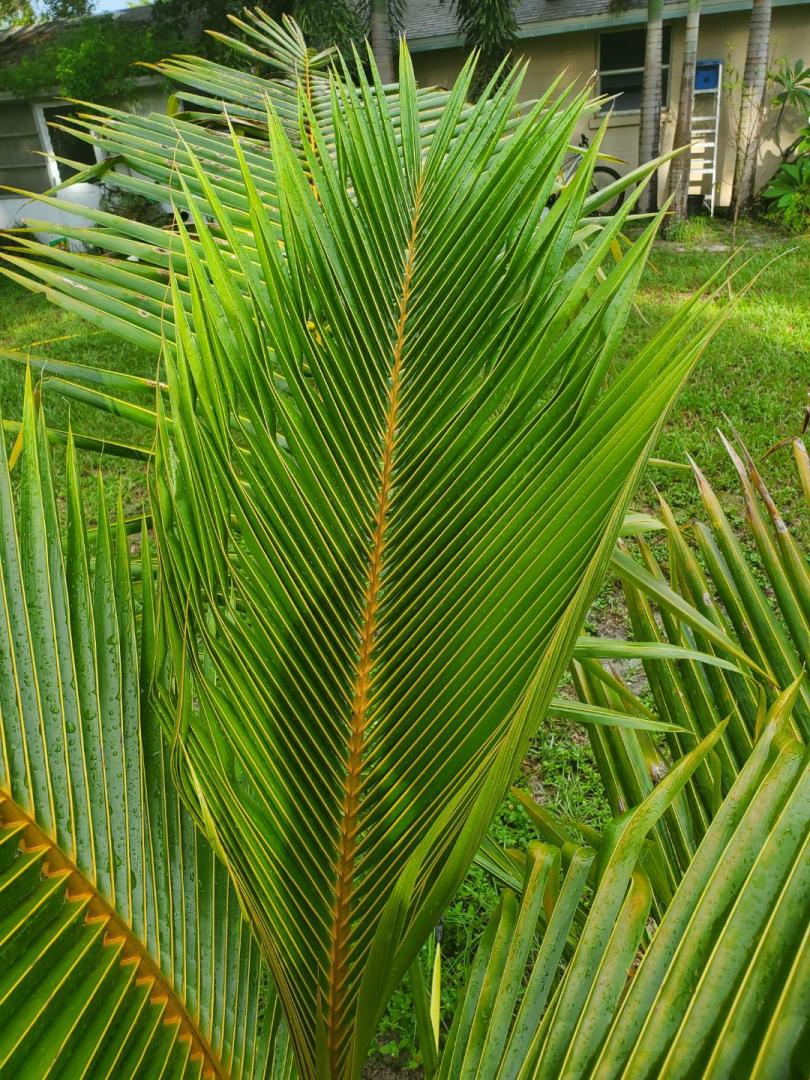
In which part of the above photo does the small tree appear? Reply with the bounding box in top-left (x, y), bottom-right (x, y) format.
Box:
top-left (0, 0), bottom-right (91, 27)
top-left (0, 0), bottom-right (33, 27)
top-left (731, 0), bottom-right (774, 214)
top-left (770, 56), bottom-right (810, 162)
top-left (368, 0), bottom-right (395, 81)
top-left (454, 0), bottom-right (519, 98)
top-left (638, 0), bottom-right (664, 212)
top-left (667, 0), bottom-right (701, 227)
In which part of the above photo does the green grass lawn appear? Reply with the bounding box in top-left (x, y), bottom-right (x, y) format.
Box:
top-left (0, 273), bottom-right (156, 518)
top-left (2, 219), bottom-right (806, 532)
top-left (1, 218), bottom-right (808, 1069)
top-left (620, 218), bottom-right (809, 547)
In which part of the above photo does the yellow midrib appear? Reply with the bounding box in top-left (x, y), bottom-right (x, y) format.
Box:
top-left (326, 179), bottom-right (424, 1070)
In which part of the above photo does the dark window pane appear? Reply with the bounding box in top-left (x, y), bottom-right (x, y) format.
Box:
top-left (42, 107), bottom-right (97, 182)
top-left (600, 28), bottom-right (646, 72)
top-left (599, 26), bottom-right (672, 73)
top-left (599, 27), bottom-right (671, 110)
top-left (600, 68), bottom-right (670, 111)
top-left (0, 131), bottom-right (40, 168)
top-left (600, 70), bottom-right (644, 111)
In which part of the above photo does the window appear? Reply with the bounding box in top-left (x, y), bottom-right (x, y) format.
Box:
top-left (598, 27), bottom-right (672, 112)
top-left (0, 102), bottom-right (101, 195)
top-left (0, 102), bottom-right (51, 194)
top-left (39, 105), bottom-right (99, 183)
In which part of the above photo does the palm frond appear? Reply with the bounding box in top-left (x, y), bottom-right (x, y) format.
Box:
top-left (0, 13), bottom-right (460, 353)
top-left (0, 12), bottom-right (643, 368)
top-left (0, 386), bottom-right (288, 1076)
top-left (429, 697), bottom-right (807, 1077)
top-left (138, 38), bottom-right (729, 1075)
top-left (573, 432), bottom-right (809, 900)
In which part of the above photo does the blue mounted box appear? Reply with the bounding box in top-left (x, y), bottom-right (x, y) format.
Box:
top-left (695, 60), bottom-right (721, 90)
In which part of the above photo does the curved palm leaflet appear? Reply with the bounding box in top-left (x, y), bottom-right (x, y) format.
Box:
top-left (459, 436), bottom-right (810, 1078)
top-left (569, 433), bottom-right (810, 912)
top-left (462, 436), bottom-right (810, 1071)
top-left (0, 389), bottom-right (293, 1078)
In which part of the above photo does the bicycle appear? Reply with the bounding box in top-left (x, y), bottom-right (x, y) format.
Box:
top-left (555, 133), bottom-right (625, 216)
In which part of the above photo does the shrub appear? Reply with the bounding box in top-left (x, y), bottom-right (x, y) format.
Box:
top-left (762, 126), bottom-right (810, 233)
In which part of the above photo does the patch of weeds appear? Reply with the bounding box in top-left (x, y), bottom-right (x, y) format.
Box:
top-left (664, 214), bottom-right (726, 246)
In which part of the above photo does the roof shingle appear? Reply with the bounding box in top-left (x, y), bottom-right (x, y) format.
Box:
top-left (403, 0), bottom-right (648, 43)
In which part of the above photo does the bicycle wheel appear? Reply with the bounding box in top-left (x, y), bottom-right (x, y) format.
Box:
top-left (589, 166), bottom-right (625, 216)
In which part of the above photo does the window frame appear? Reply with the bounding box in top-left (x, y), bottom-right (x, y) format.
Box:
top-left (597, 27), bottom-right (673, 115)
top-left (32, 101), bottom-right (104, 187)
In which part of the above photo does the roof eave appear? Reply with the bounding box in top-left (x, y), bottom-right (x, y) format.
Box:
top-left (406, 0), bottom-right (802, 53)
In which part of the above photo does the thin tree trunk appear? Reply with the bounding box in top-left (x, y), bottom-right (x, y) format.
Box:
top-left (369, 0), bottom-right (395, 84)
top-left (638, 0), bottom-right (664, 213)
top-left (731, 0), bottom-right (773, 215)
top-left (668, 0), bottom-right (701, 226)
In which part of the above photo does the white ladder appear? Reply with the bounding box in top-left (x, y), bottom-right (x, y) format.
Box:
top-left (688, 64), bottom-right (723, 216)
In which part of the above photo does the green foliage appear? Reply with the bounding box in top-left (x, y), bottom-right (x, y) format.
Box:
top-left (150, 0), bottom-right (247, 43)
top-left (0, 200), bottom-right (807, 1080)
top-left (293, 0), bottom-right (365, 52)
top-left (0, 0), bottom-right (367, 101)
top-left (422, 442), bottom-right (809, 1076)
top-left (425, 701), bottom-right (807, 1078)
top-left (0, 11), bottom-right (730, 1074)
top-left (662, 214), bottom-right (722, 246)
top-left (574, 434), bottom-right (810, 908)
top-left (1, 13), bottom-right (806, 1079)
top-left (659, 438), bottom-right (808, 737)
top-left (147, 50), bottom-right (703, 1073)
top-left (765, 56), bottom-right (810, 167)
top-left (0, 15), bottom-right (182, 102)
top-left (0, 0), bottom-right (35, 25)
top-left (0, 0), bottom-right (91, 28)
top-left (0, 275), bottom-right (154, 516)
top-left (763, 141), bottom-right (810, 233)
top-left (453, 0), bottom-right (519, 96)
top-left (41, 0), bottom-right (91, 15)
top-left (770, 56), bottom-right (810, 120)
top-left (0, 391), bottom-right (290, 1077)
top-left (152, 0), bottom-right (365, 58)
top-left (617, 221), bottom-right (810, 539)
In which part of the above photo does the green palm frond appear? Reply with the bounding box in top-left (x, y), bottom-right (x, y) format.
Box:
top-left (0, 11), bottom-right (653, 368)
top-left (570, 432), bottom-right (809, 901)
top-left (0, 387), bottom-right (290, 1077)
top-left (135, 36), bottom-right (731, 1074)
top-left (429, 695), bottom-right (807, 1077)
top-left (162, 9), bottom-right (340, 131)
top-left (0, 13), bottom-right (474, 354)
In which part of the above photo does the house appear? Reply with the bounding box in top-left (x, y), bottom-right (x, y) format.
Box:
top-left (1, 1), bottom-right (808, 232)
top-left (404, 0), bottom-right (810, 209)
top-left (0, 6), bottom-right (164, 234)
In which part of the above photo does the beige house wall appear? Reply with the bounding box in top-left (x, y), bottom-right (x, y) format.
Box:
top-left (411, 4), bottom-right (810, 208)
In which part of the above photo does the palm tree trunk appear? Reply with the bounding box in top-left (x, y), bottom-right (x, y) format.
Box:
top-left (638, 0), bottom-right (664, 213)
top-left (668, 0), bottom-right (701, 226)
top-left (369, 0), bottom-right (395, 84)
top-left (731, 0), bottom-right (773, 215)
